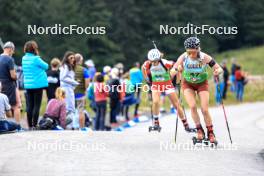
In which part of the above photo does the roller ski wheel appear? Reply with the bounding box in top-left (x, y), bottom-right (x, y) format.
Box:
top-left (148, 125), bottom-right (161, 132)
top-left (182, 120), bottom-right (197, 133)
top-left (185, 127), bottom-right (197, 133)
top-left (149, 119), bottom-right (161, 132)
top-left (207, 130), bottom-right (218, 147)
top-left (192, 137), bottom-right (218, 147)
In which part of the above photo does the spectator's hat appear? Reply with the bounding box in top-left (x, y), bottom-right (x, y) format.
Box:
top-left (3, 41), bottom-right (15, 50)
top-left (85, 59), bottom-right (95, 67)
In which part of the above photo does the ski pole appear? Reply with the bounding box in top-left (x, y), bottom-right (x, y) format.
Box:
top-left (152, 40), bottom-right (158, 49)
top-left (148, 85), bottom-right (153, 125)
top-left (174, 81), bottom-right (181, 143)
top-left (215, 76), bottom-right (233, 144)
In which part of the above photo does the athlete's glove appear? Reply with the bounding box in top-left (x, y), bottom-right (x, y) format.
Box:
top-left (170, 68), bottom-right (178, 77)
top-left (177, 65), bottom-right (183, 72)
top-left (213, 67), bottom-right (223, 76)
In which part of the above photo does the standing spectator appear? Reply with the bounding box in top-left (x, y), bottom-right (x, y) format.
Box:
top-left (16, 65), bottom-right (28, 113)
top-left (85, 59), bottom-right (96, 81)
top-left (103, 66), bottom-right (111, 83)
top-left (60, 51), bottom-right (79, 124)
top-left (46, 58), bottom-right (61, 102)
top-left (0, 42), bottom-right (21, 123)
top-left (87, 72), bottom-right (101, 113)
top-left (94, 73), bottom-right (108, 130)
top-left (222, 60), bottom-right (229, 99)
top-left (108, 68), bottom-right (123, 127)
top-left (22, 40), bottom-right (48, 129)
top-left (235, 65), bottom-right (245, 102)
top-left (0, 82), bottom-right (21, 132)
top-left (215, 72), bottom-right (224, 105)
top-left (230, 58), bottom-right (237, 92)
top-left (122, 73), bottom-right (138, 121)
top-left (74, 53), bottom-right (89, 129)
top-left (129, 62), bottom-right (143, 118)
top-left (115, 63), bottom-right (124, 78)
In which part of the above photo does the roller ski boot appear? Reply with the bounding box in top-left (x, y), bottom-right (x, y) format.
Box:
top-left (192, 125), bottom-right (218, 147)
top-left (206, 125), bottom-right (218, 147)
top-left (192, 124), bottom-right (206, 145)
top-left (149, 118), bottom-right (161, 132)
top-left (182, 119), bottom-right (197, 133)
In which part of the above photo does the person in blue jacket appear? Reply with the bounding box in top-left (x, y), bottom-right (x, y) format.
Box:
top-left (22, 40), bottom-right (48, 130)
top-left (129, 62), bottom-right (143, 118)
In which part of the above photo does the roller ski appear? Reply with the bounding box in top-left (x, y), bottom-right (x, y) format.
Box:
top-left (192, 125), bottom-right (218, 147)
top-left (182, 119), bottom-right (197, 133)
top-left (149, 118), bottom-right (161, 132)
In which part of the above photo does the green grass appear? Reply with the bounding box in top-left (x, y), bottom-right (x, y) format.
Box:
top-left (214, 45), bottom-right (264, 75)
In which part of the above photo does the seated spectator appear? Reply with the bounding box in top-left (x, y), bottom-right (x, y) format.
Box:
top-left (39, 87), bottom-right (67, 129)
top-left (0, 82), bottom-right (21, 132)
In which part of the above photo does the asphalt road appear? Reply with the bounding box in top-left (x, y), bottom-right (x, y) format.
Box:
top-left (0, 102), bottom-right (264, 176)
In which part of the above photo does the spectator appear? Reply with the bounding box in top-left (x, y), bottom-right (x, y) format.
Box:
top-left (0, 82), bottom-right (21, 132)
top-left (46, 58), bottom-right (61, 101)
top-left (85, 59), bottom-right (96, 81)
top-left (16, 66), bottom-right (28, 113)
top-left (87, 72), bottom-right (101, 113)
top-left (222, 60), bottom-right (229, 99)
top-left (94, 73), bottom-right (108, 130)
top-left (122, 72), bottom-right (138, 121)
top-left (108, 68), bottom-right (124, 127)
top-left (60, 51), bottom-right (79, 126)
top-left (0, 41), bottom-right (21, 123)
top-left (215, 72), bottom-right (224, 105)
top-left (129, 62), bottom-right (143, 118)
top-left (230, 58), bottom-right (237, 92)
top-left (235, 65), bottom-right (246, 102)
top-left (74, 53), bottom-right (89, 129)
top-left (22, 40), bottom-right (48, 129)
top-left (40, 87), bottom-right (67, 129)
top-left (103, 65), bottom-right (111, 83)
top-left (115, 62), bottom-right (124, 78)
